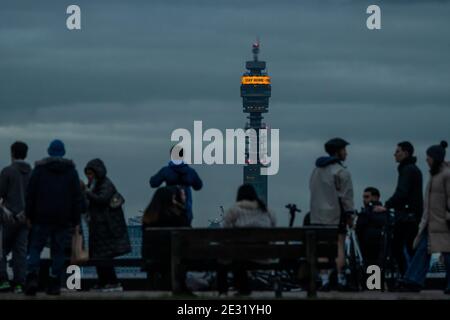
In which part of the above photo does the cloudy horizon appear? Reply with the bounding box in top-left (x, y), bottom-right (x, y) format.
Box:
top-left (1, 0), bottom-right (449, 226)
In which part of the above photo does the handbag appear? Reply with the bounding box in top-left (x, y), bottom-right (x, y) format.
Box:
top-left (109, 192), bottom-right (125, 209)
top-left (71, 230), bottom-right (89, 265)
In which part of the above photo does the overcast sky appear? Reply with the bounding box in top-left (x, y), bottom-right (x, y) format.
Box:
top-left (1, 0), bottom-right (449, 226)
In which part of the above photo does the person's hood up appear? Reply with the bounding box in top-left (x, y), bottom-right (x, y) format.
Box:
top-left (85, 158), bottom-right (107, 180)
top-left (315, 156), bottom-right (341, 168)
top-left (35, 157), bottom-right (75, 173)
top-left (12, 160), bottom-right (32, 175)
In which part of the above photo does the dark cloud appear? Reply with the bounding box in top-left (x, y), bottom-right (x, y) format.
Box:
top-left (0, 0), bottom-right (449, 226)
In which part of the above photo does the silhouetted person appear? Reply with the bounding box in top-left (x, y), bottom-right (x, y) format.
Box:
top-left (400, 141), bottom-right (450, 293)
top-left (356, 187), bottom-right (385, 268)
top-left (309, 138), bottom-right (355, 291)
top-left (218, 184), bottom-right (276, 296)
top-left (142, 186), bottom-right (190, 292)
top-left (150, 145), bottom-right (202, 225)
top-left (0, 142), bottom-right (31, 293)
top-left (84, 158), bottom-right (131, 292)
top-left (375, 141), bottom-right (423, 276)
top-left (143, 186), bottom-right (189, 228)
top-left (24, 140), bottom-right (82, 296)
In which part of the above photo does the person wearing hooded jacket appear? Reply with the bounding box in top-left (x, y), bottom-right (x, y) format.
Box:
top-left (309, 138), bottom-right (355, 291)
top-left (84, 158), bottom-right (131, 292)
top-left (24, 140), bottom-right (83, 296)
top-left (399, 141), bottom-right (450, 294)
top-left (150, 145), bottom-right (203, 225)
top-left (0, 142), bottom-right (32, 293)
top-left (374, 141), bottom-right (423, 276)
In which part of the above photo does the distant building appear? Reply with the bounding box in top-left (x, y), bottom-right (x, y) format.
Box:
top-left (241, 40), bottom-right (271, 205)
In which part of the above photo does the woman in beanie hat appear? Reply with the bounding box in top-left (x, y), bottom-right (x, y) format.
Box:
top-left (400, 141), bottom-right (450, 294)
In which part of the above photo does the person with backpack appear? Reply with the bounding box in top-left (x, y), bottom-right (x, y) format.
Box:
top-left (399, 141), bottom-right (450, 294)
top-left (150, 145), bottom-right (203, 225)
top-left (84, 158), bottom-right (131, 292)
top-left (24, 139), bottom-right (83, 296)
top-left (0, 142), bottom-right (32, 293)
top-left (309, 138), bottom-right (355, 291)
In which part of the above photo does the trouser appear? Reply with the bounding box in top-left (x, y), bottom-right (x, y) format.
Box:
top-left (404, 233), bottom-right (450, 290)
top-left (0, 222), bottom-right (28, 285)
top-left (27, 224), bottom-right (70, 282)
top-left (96, 263), bottom-right (118, 286)
top-left (393, 221), bottom-right (417, 275)
top-left (217, 261), bottom-right (251, 294)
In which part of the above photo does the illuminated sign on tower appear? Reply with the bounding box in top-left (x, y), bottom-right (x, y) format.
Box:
top-left (240, 40), bottom-right (271, 205)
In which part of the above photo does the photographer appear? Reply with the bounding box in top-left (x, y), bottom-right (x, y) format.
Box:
top-left (309, 138), bottom-right (355, 291)
top-left (356, 187), bottom-right (385, 268)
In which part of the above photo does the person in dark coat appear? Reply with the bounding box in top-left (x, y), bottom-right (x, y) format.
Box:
top-left (84, 158), bottom-right (131, 292)
top-left (356, 187), bottom-right (386, 268)
top-left (24, 139), bottom-right (82, 296)
top-left (375, 141), bottom-right (423, 276)
top-left (142, 186), bottom-right (189, 228)
top-left (142, 186), bottom-right (190, 292)
top-left (0, 142), bottom-right (32, 293)
top-left (150, 145), bottom-right (203, 225)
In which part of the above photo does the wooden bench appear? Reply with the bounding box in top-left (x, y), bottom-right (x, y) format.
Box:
top-left (142, 226), bottom-right (338, 297)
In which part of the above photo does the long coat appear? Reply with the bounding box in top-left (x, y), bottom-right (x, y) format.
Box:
top-left (414, 162), bottom-right (450, 253)
top-left (85, 159), bottom-right (131, 259)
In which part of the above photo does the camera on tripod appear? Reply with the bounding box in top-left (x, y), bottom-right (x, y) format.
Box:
top-left (285, 203), bottom-right (301, 227)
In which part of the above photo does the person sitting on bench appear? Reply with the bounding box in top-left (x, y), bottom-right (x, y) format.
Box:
top-left (218, 184), bottom-right (276, 296)
top-left (142, 186), bottom-right (190, 292)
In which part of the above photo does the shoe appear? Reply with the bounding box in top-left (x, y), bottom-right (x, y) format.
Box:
top-left (24, 273), bottom-right (39, 296)
top-left (0, 281), bottom-right (11, 292)
top-left (13, 285), bottom-right (23, 294)
top-left (46, 276), bottom-right (61, 296)
top-left (101, 283), bottom-right (123, 293)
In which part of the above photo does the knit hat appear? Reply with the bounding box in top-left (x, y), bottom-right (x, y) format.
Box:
top-left (47, 139), bottom-right (66, 157)
top-left (426, 140), bottom-right (448, 163)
